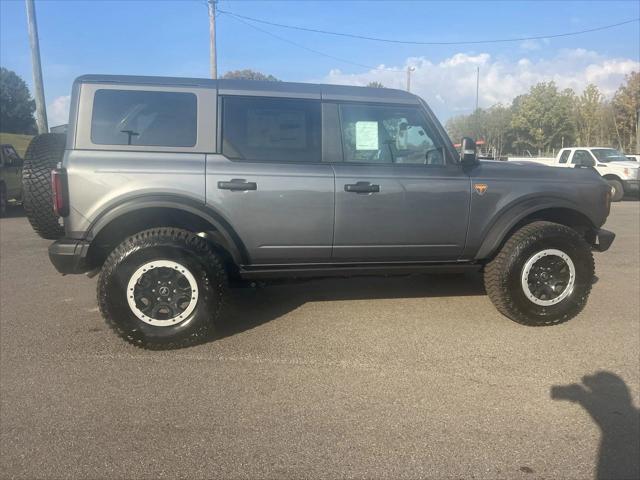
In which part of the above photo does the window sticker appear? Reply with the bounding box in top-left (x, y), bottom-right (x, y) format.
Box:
top-left (355, 121), bottom-right (379, 150)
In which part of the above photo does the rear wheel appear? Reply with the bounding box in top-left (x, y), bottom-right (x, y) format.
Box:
top-left (607, 179), bottom-right (624, 202)
top-left (22, 133), bottom-right (66, 239)
top-left (98, 228), bottom-right (227, 349)
top-left (484, 221), bottom-right (594, 326)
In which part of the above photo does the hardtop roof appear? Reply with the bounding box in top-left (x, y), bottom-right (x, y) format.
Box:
top-left (74, 74), bottom-right (421, 105)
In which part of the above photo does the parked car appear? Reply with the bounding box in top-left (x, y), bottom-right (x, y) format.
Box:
top-left (22, 75), bottom-right (615, 349)
top-left (0, 144), bottom-right (23, 216)
top-left (509, 147), bottom-right (640, 201)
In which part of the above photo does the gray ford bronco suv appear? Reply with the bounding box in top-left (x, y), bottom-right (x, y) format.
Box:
top-left (22, 75), bottom-right (615, 349)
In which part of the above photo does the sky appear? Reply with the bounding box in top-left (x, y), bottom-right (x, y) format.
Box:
top-left (1, 0), bottom-right (639, 126)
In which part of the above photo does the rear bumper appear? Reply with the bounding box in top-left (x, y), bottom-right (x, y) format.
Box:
top-left (591, 228), bottom-right (615, 252)
top-left (48, 238), bottom-right (91, 274)
top-left (622, 179), bottom-right (639, 194)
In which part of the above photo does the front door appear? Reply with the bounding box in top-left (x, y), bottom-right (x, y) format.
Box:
top-left (331, 103), bottom-right (470, 262)
top-left (206, 95), bottom-right (334, 265)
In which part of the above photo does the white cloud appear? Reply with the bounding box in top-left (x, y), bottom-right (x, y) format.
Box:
top-left (519, 38), bottom-right (550, 51)
top-left (319, 49), bottom-right (639, 120)
top-left (519, 40), bottom-right (541, 51)
top-left (48, 95), bottom-right (70, 127)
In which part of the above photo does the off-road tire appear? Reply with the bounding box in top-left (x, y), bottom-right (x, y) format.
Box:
top-left (0, 184), bottom-right (7, 217)
top-left (22, 133), bottom-right (66, 239)
top-left (607, 179), bottom-right (624, 202)
top-left (484, 221), bottom-right (594, 326)
top-left (98, 228), bottom-right (227, 349)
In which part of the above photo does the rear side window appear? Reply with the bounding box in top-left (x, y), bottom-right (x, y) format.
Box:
top-left (91, 90), bottom-right (197, 147)
top-left (222, 96), bottom-right (321, 163)
top-left (558, 150), bottom-right (571, 164)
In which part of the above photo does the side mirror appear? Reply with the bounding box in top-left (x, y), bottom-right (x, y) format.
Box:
top-left (575, 157), bottom-right (595, 168)
top-left (460, 137), bottom-right (478, 165)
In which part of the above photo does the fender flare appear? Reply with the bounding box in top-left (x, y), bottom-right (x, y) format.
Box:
top-left (85, 194), bottom-right (248, 265)
top-left (474, 195), bottom-right (597, 260)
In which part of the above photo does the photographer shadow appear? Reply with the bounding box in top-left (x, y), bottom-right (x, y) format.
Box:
top-left (551, 372), bottom-right (640, 480)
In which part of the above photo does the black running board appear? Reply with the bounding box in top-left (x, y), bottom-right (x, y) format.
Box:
top-left (239, 262), bottom-right (480, 280)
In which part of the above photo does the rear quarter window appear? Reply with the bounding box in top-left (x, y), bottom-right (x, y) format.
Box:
top-left (91, 90), bottom-right (197, 147)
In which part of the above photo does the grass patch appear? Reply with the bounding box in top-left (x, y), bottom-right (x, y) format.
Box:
top-left (0, 133), bottom-right (34, 157)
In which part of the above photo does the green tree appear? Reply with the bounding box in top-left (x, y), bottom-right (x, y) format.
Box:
top-left (222, 69), bottom-right (280, 81)
top-left (612, 71), bottom-right (639, 152)
top-left (575, 84), bottom-right (603, 146)
top-left (366, 81), bottom-right (385, 88)
top-left (594, 101), bottom-right (618, 148)
top-left (0, 67), bottom-right (36, 134)
top-left (510, 82), bottom-right (576, 155)
top-left (446, 105), bottom-right (512, 157)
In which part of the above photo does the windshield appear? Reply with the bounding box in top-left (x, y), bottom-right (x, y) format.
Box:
top-left (591, 148), bottom-right (629, 163)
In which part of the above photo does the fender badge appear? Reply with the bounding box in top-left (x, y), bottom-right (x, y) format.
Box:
top-left (474, 183), bottom-right (488, 195)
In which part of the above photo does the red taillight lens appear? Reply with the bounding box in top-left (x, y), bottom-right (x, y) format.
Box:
top-left (51, 169), bottom-right (69, 217)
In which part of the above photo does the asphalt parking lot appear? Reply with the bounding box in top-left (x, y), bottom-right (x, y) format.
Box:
top-left (1, 202), bottom-right (639, 480)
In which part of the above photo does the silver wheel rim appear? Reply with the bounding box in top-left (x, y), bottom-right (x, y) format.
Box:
top-left (521, 249), bottom-right (576, 306)
top-left (126, 260), bottom-right (199, 327)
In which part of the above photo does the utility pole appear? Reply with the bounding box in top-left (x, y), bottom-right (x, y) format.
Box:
top-left (475, 66), bottom-right (479, 112)
top-left (25, 0), bottom-right (48, 133)
top-left (208, 0), bottom-right (217, 79)
top-left (406, 66), bottom-right (415, 93)
top-left (635, 108), bottom-right (640, 153)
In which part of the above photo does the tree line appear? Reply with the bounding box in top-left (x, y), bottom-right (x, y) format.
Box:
top-left (445, 72), bottom-right (639, 158)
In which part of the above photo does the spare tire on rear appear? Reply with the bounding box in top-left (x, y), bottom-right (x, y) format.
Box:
top-left (22, 133), bottom-right (66, 239)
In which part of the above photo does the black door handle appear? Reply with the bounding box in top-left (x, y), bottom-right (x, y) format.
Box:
top-left (344, 181), bottom-right (380, 193)
top-left (217, 179), bottom-right (257, 191)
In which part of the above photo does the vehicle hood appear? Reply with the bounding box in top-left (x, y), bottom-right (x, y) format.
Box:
top-left (478, 159), bottom-right (604, 183)
top-left (605, 160), bottom-right (640, 168)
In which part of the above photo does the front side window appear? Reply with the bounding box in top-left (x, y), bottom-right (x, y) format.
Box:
top-left (558, 150), bottom-right (571, 164)
top-left (91, 90), bottom-right (197, 147)
top-left (222, 96), bottom-right (321, 163)
top-left (572, 150), bottom-right (593, 164)
top-left (339, 104), bottom-right (444, 165)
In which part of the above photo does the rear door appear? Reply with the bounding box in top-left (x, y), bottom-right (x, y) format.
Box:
top-left (206, 95), bottom-right (334, 265)
top-left (330, 103), bottom-right (470, 262)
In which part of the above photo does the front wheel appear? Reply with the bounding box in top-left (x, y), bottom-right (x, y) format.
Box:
top-left (98, 228), bottom-right (227, 349)
top-left (484, 221), bottom-right (594, 326)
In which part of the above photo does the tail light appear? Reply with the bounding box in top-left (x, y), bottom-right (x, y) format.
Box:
top-left (51, 168), bottom-right (69, 217)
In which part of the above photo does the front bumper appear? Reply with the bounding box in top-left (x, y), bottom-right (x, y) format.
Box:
top-left (49, 238), bottom-right (91, 274)
top-left (591, 228), bottom-right (615, 252)
top-left (622, 179), bottom-right (640, 194)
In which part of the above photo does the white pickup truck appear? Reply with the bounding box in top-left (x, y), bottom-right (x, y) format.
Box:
top-left (510, 147), bottom-right (640, 201)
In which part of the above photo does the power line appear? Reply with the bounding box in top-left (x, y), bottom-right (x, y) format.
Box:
top-left (222, 12), bottom-right (386, 70)
top-left (218, 9), bottom-right (639, 46)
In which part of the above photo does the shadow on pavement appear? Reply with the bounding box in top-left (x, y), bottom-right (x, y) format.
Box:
top-left (216, 272), bottom-right (485, 338)
top-left (551, 372), bottom-right (640, 480)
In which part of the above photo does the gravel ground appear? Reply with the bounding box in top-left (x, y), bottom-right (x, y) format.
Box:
top-left (1, 202), bottom-right (638, 480)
